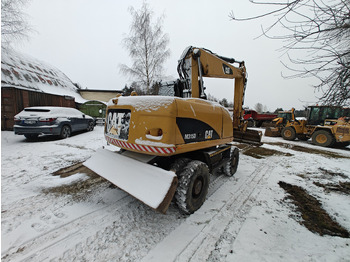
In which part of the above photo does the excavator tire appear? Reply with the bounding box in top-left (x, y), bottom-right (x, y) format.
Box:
top-left (312, 130), bottom-right (335, 147)
top-left (223, 147), bottom-right (239, 176)
top-left (175, 160), bottom-right (210, 214)
top-left (281, 127), bottom-right (296, 141)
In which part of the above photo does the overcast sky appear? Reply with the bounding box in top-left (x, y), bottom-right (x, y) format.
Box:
top-left (16, 0), bottom-right (322, 111)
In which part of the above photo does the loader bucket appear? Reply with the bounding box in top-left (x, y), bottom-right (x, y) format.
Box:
top-left (265, 127), bottom-right (281, 137)
top-left (84, 148), bottom-right (178, 214)
top-left (233, 128), bottom-right (262, 146)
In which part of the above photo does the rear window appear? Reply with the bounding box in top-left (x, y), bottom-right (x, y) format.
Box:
top-left (24, 109), bottom-right (50, 112)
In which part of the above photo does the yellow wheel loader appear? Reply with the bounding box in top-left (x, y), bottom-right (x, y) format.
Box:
top-left (280, 106), bottom-right (350, 147)
top-left (84, 46), bottom-right (262, 214)
top-left (265, 108), bottom-right (296, 137)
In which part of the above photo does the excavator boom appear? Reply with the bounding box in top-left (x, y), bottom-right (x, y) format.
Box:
top-left (177, 46), bottom-right (261, 145)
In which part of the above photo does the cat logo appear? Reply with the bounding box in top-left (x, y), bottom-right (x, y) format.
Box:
top-left (205, 130), bottom-right (213, 139)
top-left (106, 110), bottom-right (131, 140)
top-left (222, 64), bottom-right (233, 75)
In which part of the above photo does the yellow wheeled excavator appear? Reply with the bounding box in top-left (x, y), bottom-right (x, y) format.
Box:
top-left (84, 46), bottom-right (262, 214)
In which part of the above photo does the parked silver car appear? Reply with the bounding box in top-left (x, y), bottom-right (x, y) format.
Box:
top-left (14, 106), bottom-right (95, 140)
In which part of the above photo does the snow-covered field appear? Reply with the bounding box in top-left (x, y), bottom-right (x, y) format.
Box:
top-left (2, 126), bottom-right (350, 261)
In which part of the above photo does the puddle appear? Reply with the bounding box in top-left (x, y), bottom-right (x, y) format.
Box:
top-left (278, 181), bottom-right (349, 238)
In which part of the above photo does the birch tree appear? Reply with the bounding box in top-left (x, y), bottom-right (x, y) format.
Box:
top-left (120, 2), bottom-right (170, 94)
top-left (1, 0), bottom-right (31, 47)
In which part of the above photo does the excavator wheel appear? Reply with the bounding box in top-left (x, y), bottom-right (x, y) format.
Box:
top-left (175, 160), bottom-right (210, 214)
top-left (281, 127), bottom-right (296, 141)
top-left (312, 130), bottom-right (335, 147)
top-left (223, 147), bottom-right (239, 177)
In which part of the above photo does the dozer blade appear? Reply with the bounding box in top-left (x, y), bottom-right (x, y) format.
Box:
top-left (265, 127), bottom-right (281, 137)
top-left (233, 128), bottom-right (263, 146)
top-left (83, 148), bottom-right (178, 214)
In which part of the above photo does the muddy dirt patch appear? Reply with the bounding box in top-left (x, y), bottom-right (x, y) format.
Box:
top-left (314, 181), bottom-right (350, 195)
top-left (266, 142), bottom-right (350, 159)
top-left (52, 162), bottom-right (98, 178)
top-left (57, 143), bottom-right (90, 150)
top-left (318, 167), bottom-right (348, 179)
top-left (42, 176), bottom-right (108, 201)
top-left (44, 162), bottom-right (109, 200)
top-left (278, 181), bottom-right (350, 238)
top-left (234, 144), bottom-right (251, 150)
top-left (243, 147), bottom-right (293, 159)
top-left (296, 167), bottom-right (348, 180)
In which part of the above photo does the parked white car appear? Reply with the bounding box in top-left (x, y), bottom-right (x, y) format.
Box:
top-left (14, 106), bottom-right (95, 140)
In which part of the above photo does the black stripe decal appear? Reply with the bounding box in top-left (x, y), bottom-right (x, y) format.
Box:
top-left (176, 117), bottom-right (219, 143)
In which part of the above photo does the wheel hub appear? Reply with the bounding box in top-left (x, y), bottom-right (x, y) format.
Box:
top-left (193, 178), bottom-right (203, 197)
top-left (316, 134), bottom-right (327, 144)
top-left (285, 130), bottom-right (292, 137)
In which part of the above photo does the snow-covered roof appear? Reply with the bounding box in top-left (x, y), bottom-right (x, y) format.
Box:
top-left (1, 48), bottom-right (86, 103)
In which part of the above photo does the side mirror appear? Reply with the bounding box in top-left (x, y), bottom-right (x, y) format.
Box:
top-left (83, 114), bottom-right (86, 118)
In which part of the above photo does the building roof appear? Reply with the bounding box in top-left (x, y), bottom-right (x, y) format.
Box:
top-left (79, 89), bottom-right (122, 93)
top-left (1, 48), bottom-right (86, 103)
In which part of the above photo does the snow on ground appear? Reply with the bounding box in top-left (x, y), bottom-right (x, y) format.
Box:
top-left (2, 126), bottom-right (350, 261)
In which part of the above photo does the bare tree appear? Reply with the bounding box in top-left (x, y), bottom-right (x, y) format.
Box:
top-left (207, 93), bottom-right (219, 102)
top-left (1, 0), bottom-right (31, 47)
top-left (120, 2), bottom-right (170, 94)
top-left (263, 105), bottom-right (268, 113)
top-left (220, 98), bottom-right (229, 107)
top-left (254, 102), bottom-right (264, 113)
top-left (230, 0), bottom-right (350, 106)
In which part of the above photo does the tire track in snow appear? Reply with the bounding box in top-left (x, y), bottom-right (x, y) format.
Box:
top-left (141, 158), bottom-right (274, 262)
top-left (1, 191), bottom-right (131, 262)
top-left (3, 144), bottom-right (263, 262)
top-left (189, 162), bottom-right (273, 262)
top-left (207, 144), bottom-right (257, 199)
top-left (3, 190), bottom-right (185, 262)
